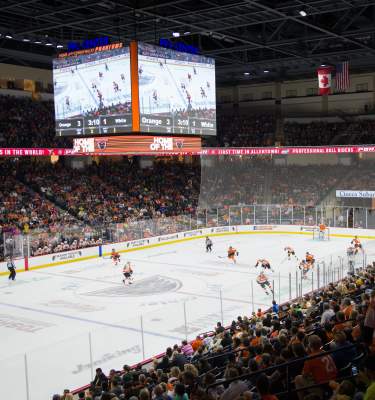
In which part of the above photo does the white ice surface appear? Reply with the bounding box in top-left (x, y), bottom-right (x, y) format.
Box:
top-left (0, 233), bottom-right (370, 399)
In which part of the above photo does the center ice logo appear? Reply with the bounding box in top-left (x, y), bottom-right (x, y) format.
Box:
top-left (150, 137), bottom-right (173, 151)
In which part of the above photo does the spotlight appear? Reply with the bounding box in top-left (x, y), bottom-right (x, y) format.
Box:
top-left (172, 32), bottom-right (180, 37)
top-left (299, 10), bottom-right (307, 17)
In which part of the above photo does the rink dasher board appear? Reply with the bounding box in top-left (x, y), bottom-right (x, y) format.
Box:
top-left (1, 225), bottom-right (374, 276)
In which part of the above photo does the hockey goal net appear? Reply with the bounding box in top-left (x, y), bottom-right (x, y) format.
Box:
top-left (312, 227), bottom-right (330, 241)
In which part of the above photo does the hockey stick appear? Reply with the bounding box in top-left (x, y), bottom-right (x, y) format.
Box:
top-left (280, 256), bottom-right (288, 264)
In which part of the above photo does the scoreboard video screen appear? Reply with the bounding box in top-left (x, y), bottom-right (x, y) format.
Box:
top-left (53, 41), bottom-right (217, 137)
top-left (53, 46), bottom-right (132, 136)
top-left (137, 42), bottom-right (216, 135)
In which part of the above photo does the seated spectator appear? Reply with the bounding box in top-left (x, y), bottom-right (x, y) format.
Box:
top-left (174, 382), bottom-right (189, 400)
top-left (191, 336), bottom-right (203, 352)
top-left (181, 340), bottom-right (194, 357)
top-left (295, 335), bottom-right (337, 399)
top-left (361, 354), bottom-right (375, 400)
top-left (330, 331), bottom-right (357, 370)
top-left (321, 302), bottom-right (335, 325)
top-left (220, 368), bottom-right (248, 400)
top-left (255, 373), bottom-right (279, 400)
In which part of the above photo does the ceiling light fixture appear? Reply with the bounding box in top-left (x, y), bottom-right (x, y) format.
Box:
top-left (299, 10), bottom-right (307, 17)
top-left (172, 32), bottom-right (180, 37)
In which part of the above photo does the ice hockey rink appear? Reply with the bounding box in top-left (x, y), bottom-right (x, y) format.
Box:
top-left (0, 232), bottom-right (372, 399)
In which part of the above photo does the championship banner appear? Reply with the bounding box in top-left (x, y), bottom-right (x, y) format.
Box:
top-left (317, 66), bottom-right (333, 95)
top-left (336, 190), bottom-right (375, 198)
top-left (72, 135), bottom-right (202, 155)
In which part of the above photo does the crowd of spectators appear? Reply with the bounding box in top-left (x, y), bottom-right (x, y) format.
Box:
top-left (215, 114), bottom-right (375, 148)
top-left (2, 95), bottom-right (375, 259)
top-left (200, 158), bottom-right (375, 210)
top-left (1, 95), bottom-right (375, 149)
top-left (52, 263), bottom-right (375, 400)
top-left (283, 120), bottom-right (375, 147)
top-left (217, 115), bottom-right (276, 147)
top-left (1, 156), bottom-right (375, 259)
top-left (22, 159), bottom-right (200, 225)
top-left (0, 159), bottom-right (80, 257)
top-left (0, 158), bottom-right (200, 258)
top-left (0, 95), bottom-right (71, 148)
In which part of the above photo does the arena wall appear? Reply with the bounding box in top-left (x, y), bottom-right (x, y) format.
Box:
top-left (1, 225), bottom-right (375, 276)
top-left (217, 72), bottom-right (375, 115)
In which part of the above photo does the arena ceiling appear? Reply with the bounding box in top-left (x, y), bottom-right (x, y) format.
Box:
top-left (1, 0), bottom-right (375, 83)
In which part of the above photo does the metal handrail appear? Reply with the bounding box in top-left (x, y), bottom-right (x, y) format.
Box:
top-left (205, 343), bottom-right (358, 393)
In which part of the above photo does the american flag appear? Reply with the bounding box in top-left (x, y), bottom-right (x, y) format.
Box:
top-left (335, 61), bottom-right (350, 91)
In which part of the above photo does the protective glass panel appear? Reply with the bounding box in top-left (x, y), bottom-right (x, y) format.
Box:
top-left (3, 231), bottom-right (24, 259)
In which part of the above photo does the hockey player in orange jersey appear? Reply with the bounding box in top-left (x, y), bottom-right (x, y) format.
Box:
top-left (111, 248), bottom-right (121, 266)
top-left (227, 246), bottom-right (238, 264)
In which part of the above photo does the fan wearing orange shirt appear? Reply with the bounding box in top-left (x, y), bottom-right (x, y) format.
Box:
top-left (191, 335), bottom-right (203, 352)
top-left (295, 335), bottom-right (337, 400)
top-left (227, 246), bottom-right (238, 264)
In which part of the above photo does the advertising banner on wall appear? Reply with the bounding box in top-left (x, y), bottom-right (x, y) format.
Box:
top-left (73, 135), bottom-right (202, 155)
top-left (336, 190), bottom-right (375, 198)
